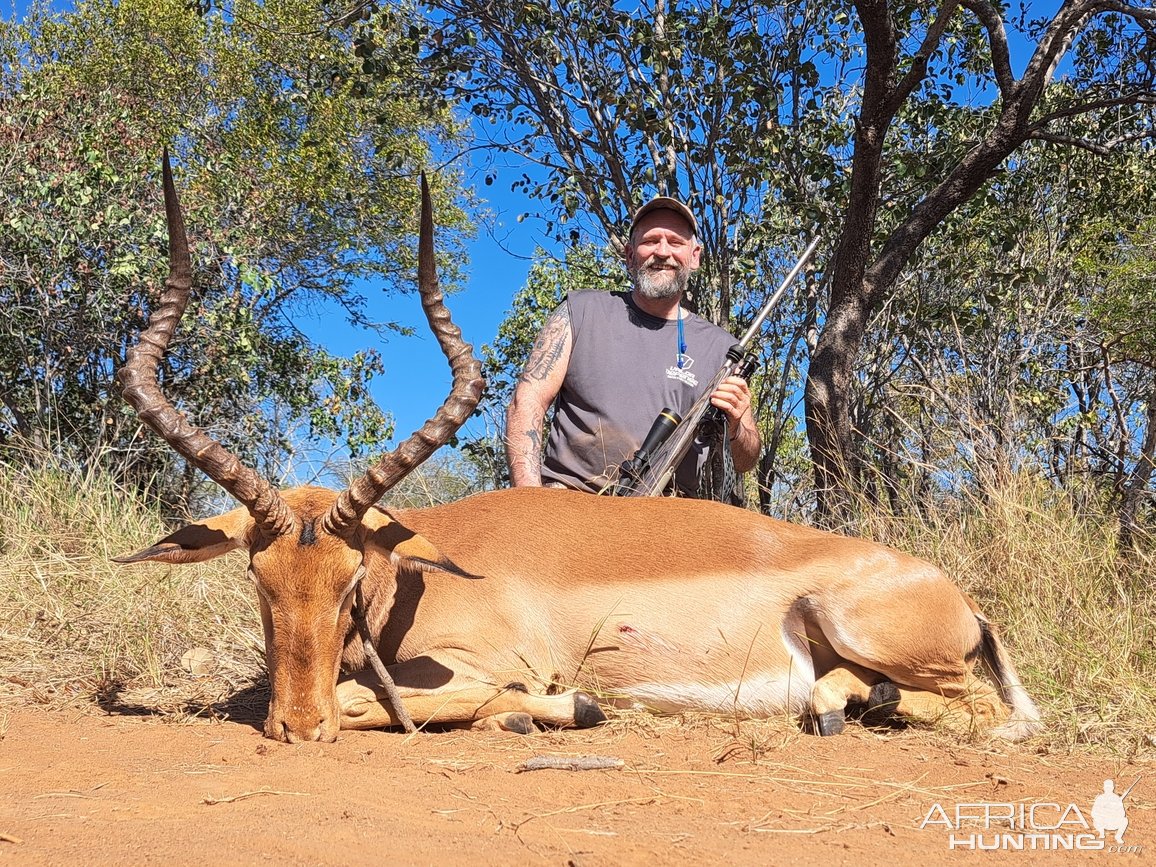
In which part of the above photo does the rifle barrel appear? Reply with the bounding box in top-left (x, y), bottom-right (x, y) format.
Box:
top-left (736, 236), bottom-right (823, 348)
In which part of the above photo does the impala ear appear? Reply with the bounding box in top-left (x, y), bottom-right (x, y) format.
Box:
top-left (113, 507), bottom-right (252, 564)
top-left (363, 509), bottom-right (480, 579)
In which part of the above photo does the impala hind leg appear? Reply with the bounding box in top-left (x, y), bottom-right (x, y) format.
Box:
top-left (812, 585), bottom-right (1021, 737)
top-left (808, 662), bottom-right (888, 736)
top-left (864, 676), bottom-right (1008, 733)
top-left (335, 658), bottom-right (607, 732)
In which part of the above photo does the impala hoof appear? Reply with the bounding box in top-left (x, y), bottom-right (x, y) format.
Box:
top-left (501, 712), bottom-right (537, 735)
top-left (814, 709), bottom-right (845, 736)
top-left (862, 681), bottom-right (901, 728)
top-left (574, 692), bottom-right (607, 728)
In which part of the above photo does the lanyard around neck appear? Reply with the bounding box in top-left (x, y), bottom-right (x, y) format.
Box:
top-left (676, 307), bottom-right (687, 368)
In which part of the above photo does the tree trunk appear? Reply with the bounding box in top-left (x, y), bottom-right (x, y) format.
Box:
top-left (800, 0), bottom-right (1117, 522)
top-left (1118, 376), bottom-right (1156, 550)
top-left (805, 291), bottom-right (871, 523)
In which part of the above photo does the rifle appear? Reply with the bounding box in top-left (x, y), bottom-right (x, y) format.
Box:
top-left (614, 236), bottom-right (822, 498)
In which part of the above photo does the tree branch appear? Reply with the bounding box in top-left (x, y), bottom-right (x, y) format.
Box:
top-left (1019, 1), bottom-right (1100, 102)
top-left (959, 0), bottom-right (1016, 99)
top-left (1097, 0), bottom-right (1156, 22)
top-left (556, 31), bottom-right (632, 216)
top-left (1028, 128), bottom-right (1156, 154)
top-left (1029, 92), bottom-right (1156, 128)
top-left (887, 1), bottom-right (961, 115)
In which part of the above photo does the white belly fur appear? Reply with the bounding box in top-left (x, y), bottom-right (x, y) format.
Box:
top-left (617, 671), bottom-right (813, 715)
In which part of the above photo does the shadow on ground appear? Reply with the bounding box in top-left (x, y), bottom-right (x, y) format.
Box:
top-left (93, 675), bottom-right (269, 731)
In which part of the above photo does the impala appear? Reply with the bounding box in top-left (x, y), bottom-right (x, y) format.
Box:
top-left (115, 158), bottom-right (1041, 744)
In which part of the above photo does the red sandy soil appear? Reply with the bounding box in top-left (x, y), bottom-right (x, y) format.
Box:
top-left (0, 706), bottom-right (1150, 865)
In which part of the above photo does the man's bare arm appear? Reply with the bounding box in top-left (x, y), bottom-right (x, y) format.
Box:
top-left (505, 302), bottom-right (573, 486)
top-left (728, 408), bottom-right (761, 472)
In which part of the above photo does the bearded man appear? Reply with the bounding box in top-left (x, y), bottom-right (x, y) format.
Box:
top-left (505, 197), bottom-right (760, 495)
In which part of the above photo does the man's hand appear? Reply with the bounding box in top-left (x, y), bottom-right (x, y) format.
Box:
top-left (709, 375), bottom-right (760, 473)
top-left (709, 375), bottom-right (752, 426)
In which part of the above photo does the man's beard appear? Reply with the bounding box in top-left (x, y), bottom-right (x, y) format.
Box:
top-left (631, 257), bottom-right (689, 300)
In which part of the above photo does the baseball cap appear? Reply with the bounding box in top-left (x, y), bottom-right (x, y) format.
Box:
top-left (629, 196), bottom-right (698, 239)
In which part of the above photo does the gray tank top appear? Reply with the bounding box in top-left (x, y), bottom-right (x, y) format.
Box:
top-left (541, 291), bottom-right (737, 494)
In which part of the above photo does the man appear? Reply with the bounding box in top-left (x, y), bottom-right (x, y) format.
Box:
top-left (505, 196), bottom-right (760, 494)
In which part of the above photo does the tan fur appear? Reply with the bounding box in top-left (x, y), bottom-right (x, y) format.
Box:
top-left (118, 485), bottom-right (1041, 743)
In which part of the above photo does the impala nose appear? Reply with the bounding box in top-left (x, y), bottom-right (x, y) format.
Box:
top-left (281, 719), bottom-right (327, 743)
top-left (269, 710), bottom-right (335, 743)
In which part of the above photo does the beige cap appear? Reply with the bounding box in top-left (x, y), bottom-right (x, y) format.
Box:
top-left (629, 196), bottom-right (698, 239)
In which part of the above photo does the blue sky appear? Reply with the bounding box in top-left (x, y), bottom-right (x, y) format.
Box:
top-left (307, 159), bottom-right (545, 453)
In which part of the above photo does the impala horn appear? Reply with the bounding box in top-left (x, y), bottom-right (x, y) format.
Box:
top-left (118, 151), bottom-right (296, 539)
top-left (323, 174), bottom-right (485, 537)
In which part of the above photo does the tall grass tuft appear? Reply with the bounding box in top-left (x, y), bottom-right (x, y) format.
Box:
top-left (0, 459), bottom-right (264, 719)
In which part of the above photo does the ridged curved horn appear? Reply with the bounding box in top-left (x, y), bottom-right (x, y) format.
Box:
top-left (323, 174), bottom-right (484, 537)
top-left (118, 151), bottom-right (296, 539)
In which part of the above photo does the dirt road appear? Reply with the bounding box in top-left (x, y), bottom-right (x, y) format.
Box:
top-left (0, 707), bottom-right (1149, 865)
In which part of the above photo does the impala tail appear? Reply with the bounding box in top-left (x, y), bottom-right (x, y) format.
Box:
top-left (976, 615), bottom-right (1042, 740)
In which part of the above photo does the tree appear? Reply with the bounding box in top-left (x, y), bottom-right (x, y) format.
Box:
top-left (793, 125), bottom-right (1155, 539)
top-left (418, 0), bottom-right (841, 325)
top-left (0, 0), bottom-right (467, 509)
top-left (804, 1), bottom-right (1156, 521)
top-left (1078, 212), bottom-right (1156, 547)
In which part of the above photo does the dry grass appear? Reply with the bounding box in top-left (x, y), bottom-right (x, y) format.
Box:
top-left (0, 461), bottom-right (265, 721)
top-left (859, 472), bottom-right (1156, 756)
top-left (1, 460), bottom-right (1153, 754)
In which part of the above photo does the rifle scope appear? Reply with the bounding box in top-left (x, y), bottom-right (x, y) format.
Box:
top-left (614, 407), bottom-right (682, 495)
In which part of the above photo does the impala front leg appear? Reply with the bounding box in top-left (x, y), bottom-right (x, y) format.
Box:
top-left (336, 656), bottom-right (606, 732)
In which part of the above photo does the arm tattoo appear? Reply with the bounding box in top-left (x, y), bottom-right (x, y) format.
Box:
top-left (518, 303), bottom-right (571, 383)
top-left (520, 429), bottom-right (542, 472)
top-left (506, 428), bottom-right (543, 485)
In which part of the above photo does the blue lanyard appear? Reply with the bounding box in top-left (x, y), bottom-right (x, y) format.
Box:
top-left (676, 309), bottom-right (687, 368)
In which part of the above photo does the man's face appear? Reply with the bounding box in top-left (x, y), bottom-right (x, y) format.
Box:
top-left (626, 210), bottom-right (702, 301)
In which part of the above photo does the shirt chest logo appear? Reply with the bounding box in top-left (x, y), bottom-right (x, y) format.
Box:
top-left (666, 354), bottom-right (698, 387)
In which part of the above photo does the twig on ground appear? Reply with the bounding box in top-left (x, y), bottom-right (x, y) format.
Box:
top-left (202, 788), bottom-right (309, 805)
top-left (506, 796), bottom-right (660, 832)
top-left (748, 820), bottom-right (891, 835)
top-left (515, 755), bottom-right (625, 773)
